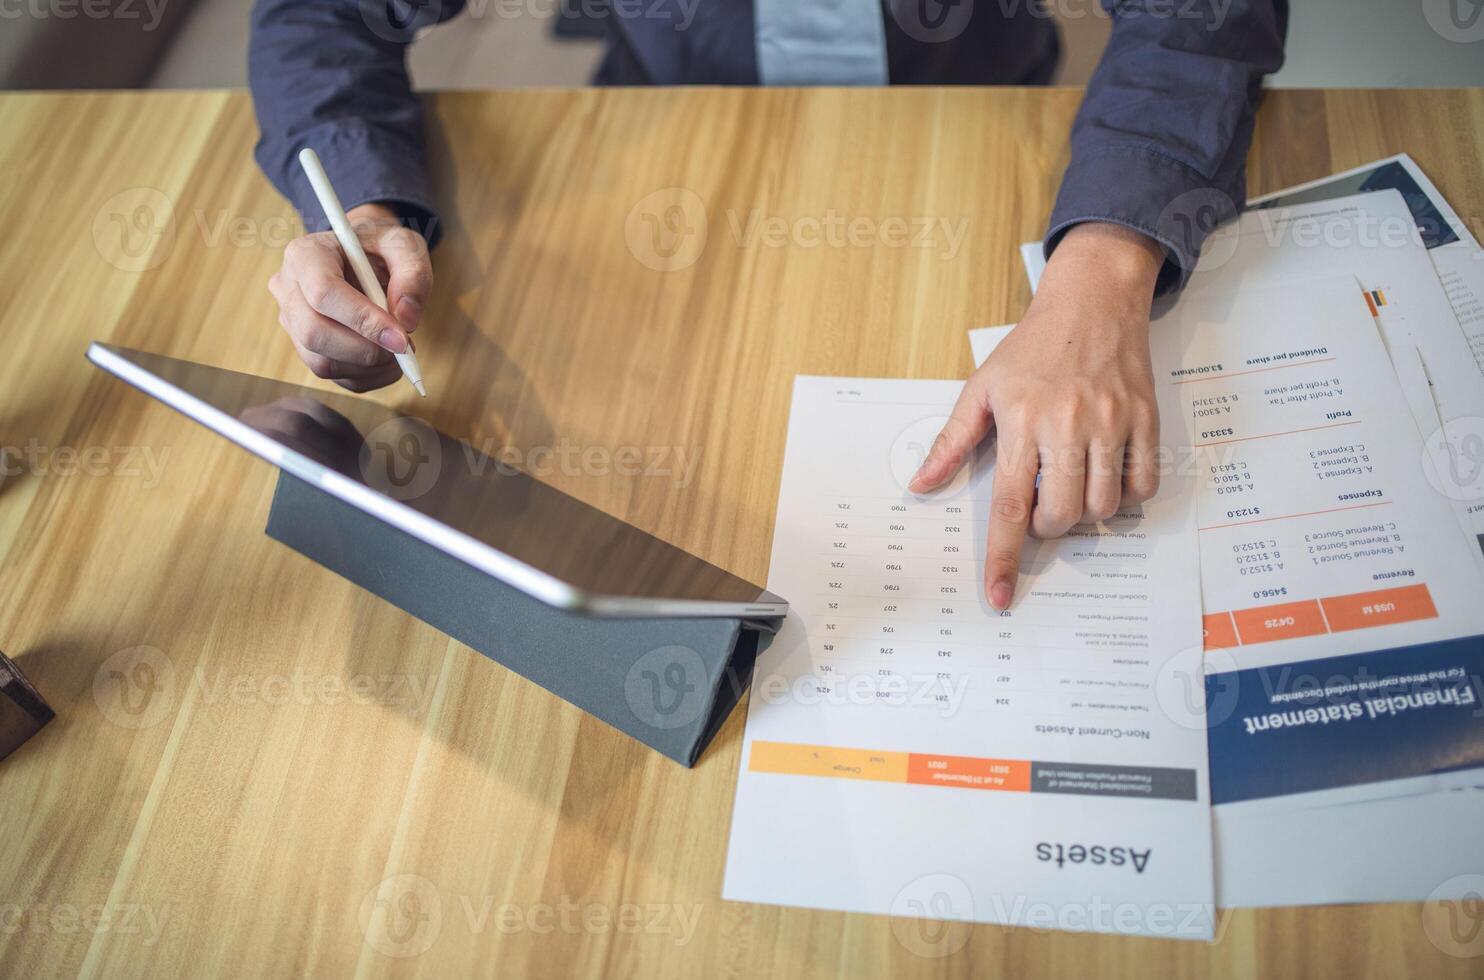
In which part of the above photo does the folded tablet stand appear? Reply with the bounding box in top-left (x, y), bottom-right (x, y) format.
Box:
top-left (265, 473), bottom-right (779, 766)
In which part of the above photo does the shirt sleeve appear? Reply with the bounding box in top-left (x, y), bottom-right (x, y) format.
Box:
top-left (1045, 1), bottom-right (1288, 294)
top-left (248, 0), bottom-right (466, 248)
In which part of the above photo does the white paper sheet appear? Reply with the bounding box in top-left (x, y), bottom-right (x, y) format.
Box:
top-left (724, 376), bottom-right (1215, 939)
top-left (1250, 153), bottom-right (1484, 384)
top-left (1209, 322), bottom-right (1484, 909)
top-left (1191, 191), bottom-right (1481, 510)
top-left (1019, 242), bottom-right (1046, 293)
top-left (1169, 277), bottom-right (1484, 674)
top-left (1214, 779), bottom-right (1484, 908)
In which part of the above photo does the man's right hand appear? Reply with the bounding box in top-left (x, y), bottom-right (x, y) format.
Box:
top-left (268, 202), bottom-right (431, 392)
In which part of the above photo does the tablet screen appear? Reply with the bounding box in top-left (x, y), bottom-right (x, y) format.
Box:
top-left (89, 344), bottom-right (785, 616)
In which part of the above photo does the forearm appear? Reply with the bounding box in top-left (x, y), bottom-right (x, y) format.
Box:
top-left (1046, 0), bottom-right (1288, 293)
top-left (248, 0), bottom-right (461, 246)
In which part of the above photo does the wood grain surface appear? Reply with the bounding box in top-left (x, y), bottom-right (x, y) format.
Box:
top-left (0, 87), bottom-right (1482, 979)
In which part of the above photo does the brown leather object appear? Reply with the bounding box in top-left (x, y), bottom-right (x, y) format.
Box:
top-left (0, 651), bottom-right (53, 762)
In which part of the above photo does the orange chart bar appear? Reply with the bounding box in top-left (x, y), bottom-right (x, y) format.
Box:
top-left (1232, 599), bottom-right (1328, 645)
top-left (1203, 612), bottom-right (1239, 650)
top-left (747, 742), bottom-right (1199, 800)
top-left (907, 753), bottom-right (1032, 792)
top-left (1204, 584), bottom-right (1438, 650)
top-left (749, 741), bottom-right (1029, 791)
top-left (753, 742), bottom-right (1032, 789)
top-left (1322, 583), bottom-right (1438, 632)
top-left (747, 741), bottom-right (908, 783)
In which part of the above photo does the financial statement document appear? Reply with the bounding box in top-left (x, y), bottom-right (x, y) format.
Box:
top-left (723, 377), bottom-right (1215, 939)
top-left (1251, 154), bottom-right (1484, 385)
top-left (970, 274), bottom-right (1484, 907)
top-left (1183, 190), bottom-right (1484, 551)
top-left (1169, 278), bottom-right (1484, 671)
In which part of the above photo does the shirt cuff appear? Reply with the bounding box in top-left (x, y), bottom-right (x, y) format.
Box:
top-left (280, 123), bottom-right (446, 250)
top-left (1044, 144), bottom-right (1242, 296)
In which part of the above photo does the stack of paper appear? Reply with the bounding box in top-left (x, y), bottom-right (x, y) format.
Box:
top-left (724, 154), bottom-right (1484, 933)
top-left (982, 156), bottom-right (1484, 909)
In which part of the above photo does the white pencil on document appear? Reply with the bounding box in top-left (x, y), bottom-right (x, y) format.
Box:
top-left (297, 147), bottom-right (427, 397)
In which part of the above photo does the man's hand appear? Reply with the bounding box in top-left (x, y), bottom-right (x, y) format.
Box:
top-left (268, 202), bottom-right (431, 392)
top-left (909, 222), bottom-right (1165, 610)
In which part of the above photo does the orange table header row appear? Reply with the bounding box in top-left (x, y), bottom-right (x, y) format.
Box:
top-left (749, 742), bottom-right (1034, 793)
top-left (1204, 584), bottom-right (1438, 650)
top-left (906, 754), bottom-right (1031, 792)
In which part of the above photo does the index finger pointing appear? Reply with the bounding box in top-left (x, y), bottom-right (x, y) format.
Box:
top-left (986, 431), bottom-right (1038, 611)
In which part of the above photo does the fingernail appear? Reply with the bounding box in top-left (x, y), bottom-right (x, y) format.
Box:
top-left (378, 327), bottom-right (407, 354)
top-left (990, 580), bottom-right (1012, 610)
top-left (395, 296), bottom-right (421, 330)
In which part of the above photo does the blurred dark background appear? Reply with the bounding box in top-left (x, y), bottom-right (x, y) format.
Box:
top-left (2, 0), bottom-right (1481, 91)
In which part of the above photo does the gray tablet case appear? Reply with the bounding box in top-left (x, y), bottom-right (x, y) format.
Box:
top-left (265, 473), bottom-right (779, 766)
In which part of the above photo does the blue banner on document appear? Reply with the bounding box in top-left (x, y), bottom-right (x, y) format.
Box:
top-left (1206, 635), bottom-right (1484, 804)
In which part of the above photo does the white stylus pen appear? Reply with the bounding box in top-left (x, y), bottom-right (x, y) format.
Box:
top-left (297, 147), bottom-right (427, 397)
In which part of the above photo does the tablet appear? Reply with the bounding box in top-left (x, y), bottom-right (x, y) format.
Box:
top-left (87, 343), bottom-right (788, 618)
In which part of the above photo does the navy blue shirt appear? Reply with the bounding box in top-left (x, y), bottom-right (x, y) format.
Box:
top-left (249, 0), bottom-right (1287, 292)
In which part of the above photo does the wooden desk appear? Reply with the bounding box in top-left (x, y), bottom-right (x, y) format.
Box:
top-left (1, 88), bottom-right (1481, 978)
